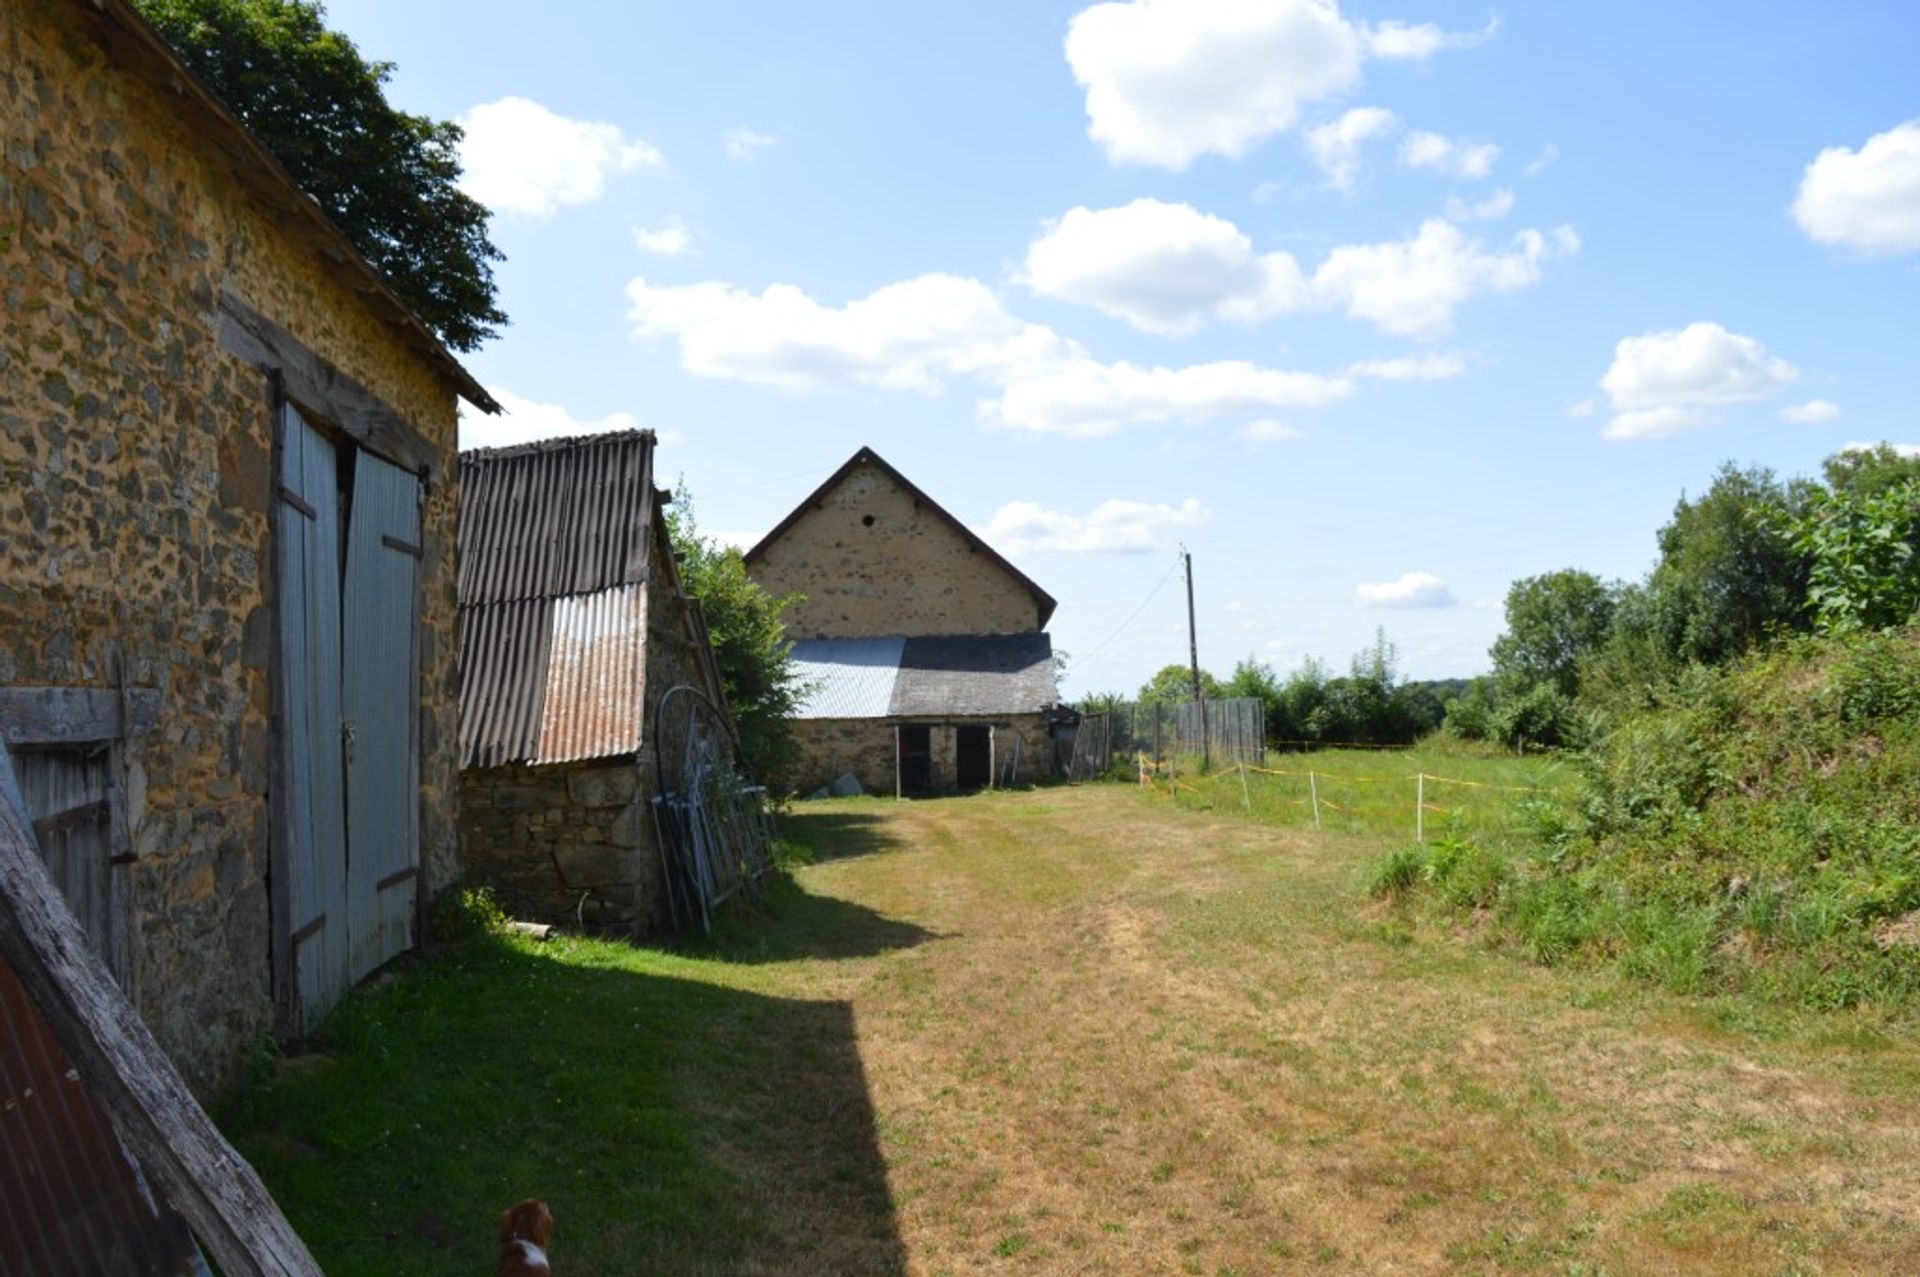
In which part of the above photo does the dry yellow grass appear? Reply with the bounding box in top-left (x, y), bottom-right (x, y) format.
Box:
top-left (767, 786), bottom-right (1920, 1276)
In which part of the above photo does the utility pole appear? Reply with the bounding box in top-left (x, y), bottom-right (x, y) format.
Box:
top-left (1182, 546), bottom-right (1211, 769)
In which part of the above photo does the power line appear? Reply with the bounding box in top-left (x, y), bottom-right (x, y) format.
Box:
top-left (1067, 554), bottom-right (1181, 674)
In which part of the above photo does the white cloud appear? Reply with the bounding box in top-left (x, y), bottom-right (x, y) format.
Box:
top-left (1844, 440), bottom-right (1920, 459)
top-left (457, 97), bottom-right (662, 219)
top-left (1364, 17), bottom-right (1499, 60)
top-left (1780, 398), bottom-right (1841, 425)
top-left (985, 358), bottom-right (1353, 437)
top-left (632, 216), bottom-right (695, 257)
top-left (1345, 351), bottom-right (1470, 380)
top-left (1237, 419), bottom-right (1308, 446)
top-left (1445, 188), bottom-right (1515, 222)
top-left (461, 387), bottom-right (663, 451)
top-left (725, 128), bottom-right (777, 159)
top-left (1223, 600), bottom-right (1246, 612)
top-left (1020, 198), bottom-right (1303, 335)
top-left (1312, 219), bottom-right (1579, 338)
top-left (1793, 120), bottom-right (1920, 254)
top-left (1306, 106), bottom-right (1397, 191)
top-left (1063, 0), bottom-right (1484, 169)
top-left (1399, 131), bottom-right (1500, 179)
top-left (1355, 571), bottom-right (1456, 608)
top-left (986, 497), bottom-right (1211, 553)
top-left (1566, 398), bottom-right (1597, 419)
top-left (1524, 144), bottom-right (1560, 176)
top-left (1023, 202), bottom-right (1575, 338)
top-left (626, 272), bottom-right (1067, 394)
top-left (1597, 321), bottom-right (1799, 441)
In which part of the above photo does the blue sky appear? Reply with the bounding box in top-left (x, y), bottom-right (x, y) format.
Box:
top-left (325, 0), bottom-right (1919, 697)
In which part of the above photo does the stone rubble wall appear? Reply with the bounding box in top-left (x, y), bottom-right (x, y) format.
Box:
top-left (748, 464), bottom-right (1044, 639)
top-left (792, 714), bottom-right (1055, 795)
top-left (0, 2), bottom-right (461, 1095)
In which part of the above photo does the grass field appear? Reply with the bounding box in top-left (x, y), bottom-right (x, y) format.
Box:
top-left (222, 784), bottom-right (1920, 1274)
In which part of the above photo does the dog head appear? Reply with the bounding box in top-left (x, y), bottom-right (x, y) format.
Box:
top-left (499, 1199), bottom-right (553, 1249)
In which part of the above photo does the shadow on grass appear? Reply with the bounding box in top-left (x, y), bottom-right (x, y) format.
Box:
top-left (779, 805), bottom-right (909, 864)
top-left (697, 872), bottom-right (946, 965)
top-left (221, 934), bottom-right (907, 1277)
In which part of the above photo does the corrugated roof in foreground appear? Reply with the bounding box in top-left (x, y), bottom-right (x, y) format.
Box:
top-left (787, 633), bottom-right (1057, 721)
top-left (458, 431), bottom-right (655, 768)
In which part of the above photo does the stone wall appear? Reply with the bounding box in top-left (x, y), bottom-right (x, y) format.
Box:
top-left (749, 462), bottom-right (1044, 639)
top-left (460, 759), bottom-right (664, 932)
top-left (0, 2), bottom-right (462, 1095)
top-left (793, 715), bottom-right (1056, 795)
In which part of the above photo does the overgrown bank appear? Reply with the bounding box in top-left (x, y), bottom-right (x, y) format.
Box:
top-left (1376, 631), bottom-right (1920, 1011)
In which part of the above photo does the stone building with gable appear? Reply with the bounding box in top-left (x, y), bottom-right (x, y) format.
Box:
top-left (744, 447), bottom-right (1061, 794)
top-left (1, 0), bottom-right (492, 1094)
top-left (457, 430), bottom-right (737, 933)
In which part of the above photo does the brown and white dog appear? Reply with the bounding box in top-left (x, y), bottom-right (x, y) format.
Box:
top-left (497, 1199), bottom-right (553, 1276)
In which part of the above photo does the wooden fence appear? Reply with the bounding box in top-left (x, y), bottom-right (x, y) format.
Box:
top-left (1067, 697), bottom-right (1266, 779)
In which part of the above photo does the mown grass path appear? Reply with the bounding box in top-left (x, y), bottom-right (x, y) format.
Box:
top-left (226, 786), bottom-right (1920, 1275)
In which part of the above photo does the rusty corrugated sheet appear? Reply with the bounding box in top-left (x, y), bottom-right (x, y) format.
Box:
top-left (534, 584), bottom-right (647, 764)
top-left (0, 955), bottom-right (200, 1277)
top-left (458, 432), bottom-right (654, 768)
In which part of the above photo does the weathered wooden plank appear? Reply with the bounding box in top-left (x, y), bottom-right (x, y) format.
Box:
top-left (0, 750), bottom-right (323, 1277)
top-left (218, 293), bottom-right (441, 485)
top-left (0, 688), bottom-right (161, 745)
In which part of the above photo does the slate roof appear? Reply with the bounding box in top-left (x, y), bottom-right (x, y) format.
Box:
top-left (458, 431), bottom-right (656, 768)
top-left (786, 632), bottom-right (1056, 721)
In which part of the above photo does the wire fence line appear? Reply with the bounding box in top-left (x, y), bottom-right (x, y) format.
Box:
top-left (1067, 697), bottom-right (1267, 779)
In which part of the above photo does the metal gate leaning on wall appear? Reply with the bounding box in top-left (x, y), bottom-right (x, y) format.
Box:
top-left (274, 404), bottom-right (423, 1033)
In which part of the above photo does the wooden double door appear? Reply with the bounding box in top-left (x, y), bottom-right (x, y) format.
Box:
top-left (274, 406), bottom-right (423, 1034)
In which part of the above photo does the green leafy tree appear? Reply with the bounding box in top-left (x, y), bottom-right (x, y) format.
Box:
top-left (1136, 662), bottom-right (1220, 708)
top-left (664, 488), bottom-right (804, 790)
top-left (1792, 477), bottom-right (1920, 634)
top-left (1490, 570), bottom-right (1619, 699)
top-left (1221, 657), bottom-right (1283, 739)
top-left (137, 0), bottom-right (506, 350)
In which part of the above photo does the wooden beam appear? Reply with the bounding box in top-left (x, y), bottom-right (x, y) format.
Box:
top-left (0, 751), bottom-right (323, 1276)
top-left (0, 688), bottom-right (160, 745)
top-left (218, 293), bottom-right (442, 486)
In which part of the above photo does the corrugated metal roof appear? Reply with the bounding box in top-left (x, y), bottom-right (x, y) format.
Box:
top-left (787, 633), bottom-right (1058, 721)
top-left (892, 633), bottom-right (1056, 717)
top-left (534, 585), bottom-right (647, 764)
top-left (789, 637), bottom-right (906, 720)
top-left (458, 432), bottom-right (655, 768)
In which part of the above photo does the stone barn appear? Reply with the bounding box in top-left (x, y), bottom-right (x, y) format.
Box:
top-left (0, 0), bottom-right (490, 1094)
top-left (745, 447), bottom-right (1060, 795)
top-left (458, 430), bottom-right (736, 933)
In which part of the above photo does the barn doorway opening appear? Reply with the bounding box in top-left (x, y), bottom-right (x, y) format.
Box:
top-left (955, 725), bottom-right (991, 791)
top-left (898, 725), bottom-right (932, 794)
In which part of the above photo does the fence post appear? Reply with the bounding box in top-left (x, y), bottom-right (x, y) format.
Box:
top-left (1168, 749), bottom-right (1177, 799)
top-left (1238, 760), bottom-right (1250, 812)
top-left (1416, 773), bottom-right (1425, 844)
top-left (1308, 770), bottom-right (1321, 830)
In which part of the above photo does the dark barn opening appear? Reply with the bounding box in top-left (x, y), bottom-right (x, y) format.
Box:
top-left (898, 726), bottom-right (932, 793)
top-left (955, 725), bottom-right (991, 791)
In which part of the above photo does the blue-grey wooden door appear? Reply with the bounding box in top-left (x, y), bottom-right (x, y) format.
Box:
top-left (276, 408), bottom-right (350, 1034)
top-left (341, 449), bottom-right (422, 984)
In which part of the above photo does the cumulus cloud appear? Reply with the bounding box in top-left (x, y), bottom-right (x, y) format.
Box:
top-left (1306, 106), bottom-right (1398, 191)
top-left (1399, 131), bottom-right (1500, 179)
top-left (1312, 219), bottom-right (1578, 338)
top-left (1345, 351), bottom-right (1470, 380)
top-left (983, 358), bottom-right (1353, 437)
top-left (1445, 188), bottom-right (1515, 222)
top-left (458, 97), bottom-right (662, 218)
top-left (1793, 120), bottom-right (1920, 254)
top-left (986, 497), bottom-right (1211, 553)
top-left (725, 128), bottom-right (777, 159)
top-left (1780, 398), bottom-right (1841, 425)
top-left (1063, 0), bottom-right (1485, 169)
top-left (1022, 202), bottom-right (1576, 338)
top-left (461, 387), bottom-right (667, 451)
top-left (1237, 419), bottom-right (1308, 446)
top-left (1355, 571), bottom-right (1456, 608)
top-left (1020, 199), bottom-right (1303, 335)
top-left (1844, 440), bottom-right (1920, 459)
top-left (1597, 322), bottom-right (1799, 441)
top-left (632, 216), bottom-right (695, 257)
top-left (1364, 17), bottom-right (1498, 60)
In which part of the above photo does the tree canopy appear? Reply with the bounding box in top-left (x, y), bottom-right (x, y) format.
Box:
top-left (136, 0), bottom-right (506, 351)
